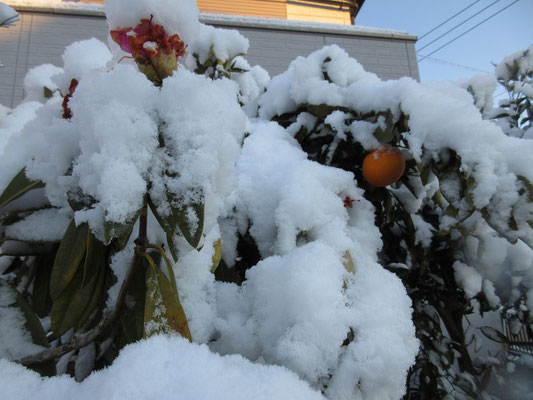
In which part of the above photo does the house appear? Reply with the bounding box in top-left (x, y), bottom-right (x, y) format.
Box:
top-left (79, 0), bottom-right (365, 25)
top-left (1, 0), bottom-right (418, 108)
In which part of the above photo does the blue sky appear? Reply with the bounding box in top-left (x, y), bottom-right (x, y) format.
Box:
top-left (356, 0), bottom-right (532, 90)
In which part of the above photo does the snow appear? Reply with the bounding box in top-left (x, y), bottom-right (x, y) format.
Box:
top-left (68, 62), bottom-right (159, 228)
top-left (200, 12), bottom-right (416, 40)
top-left (0, 2), bottom-right (19, 27)
top-left (0, 335), bottom-right (326, 400)
top-left (106, 242), bottom-right (136, 311)
top-left (1, 1), bottom-right (532, 399)
top-left (453, 261), bottom-right (483, 299)
top-left (4, 208), bottom-right (70, 242)
top-left (456, 73), bottom-right (497, 114)
top-left (23, 64), bottom-right (63, 103)
top-left (207, 120), bottom-right (417, 398)
top-left (5, 0), bottom-right (103, 12)
top-left (495, 44), bottom-right (533, 81)
top-left (0, 282), bottom-right (46, 360)
top-left (54, 38), bottom-right (112, 92)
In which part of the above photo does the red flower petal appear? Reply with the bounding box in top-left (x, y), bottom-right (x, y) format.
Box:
top-left (110, 28), bottom-right (133, 54)
top-left (62, 78), bottom-right (79, 120)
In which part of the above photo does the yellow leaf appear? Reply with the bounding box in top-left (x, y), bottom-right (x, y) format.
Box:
top-left (211, 238), bottom-right (222, 273)
top-left (143, 258), bottom-right (191, 341)
top-left (342, 250), bottom-right (356, 275)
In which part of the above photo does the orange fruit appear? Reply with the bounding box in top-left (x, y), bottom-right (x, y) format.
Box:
top-left (362, 147), bottom-right (405, 187)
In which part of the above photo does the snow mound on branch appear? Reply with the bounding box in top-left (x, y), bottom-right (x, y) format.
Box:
top-left (67, 63), bottom-right (160, 227)
top-left (495, 44), bottom-right (533, 81)
top-left (0, 101), bottom-right (42, 190)
top-left (210, 121), bottom-right (418, 399)
top-left (256, 45), bottom-right (533, 306)
top-left (258, 45), bottom-right (533, 188)
top-left (212, 242), bottom-right (417, 400)
top-left (235, 121), bottom-right (380, 257)
top-left (0, 335), bottom-right (325, 400)
top-left (23, 64), bottom-right (63, 103)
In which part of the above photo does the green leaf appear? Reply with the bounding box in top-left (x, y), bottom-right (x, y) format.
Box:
top-left (306, 104), bottom-right (343, 119)
top-left (50, 220), bottom-right (89, 300)
top-left (104, 211), bottom-right (140, 248)
top-left (418, 162), bottom-right (432, 186)
top-left (66, 189), bottom-right (96, 213)
top-left (146, 243), bottom-right (177, 294)
top-left (403, 213), bottom-right (416, 247)
top-left (229, 67), bottom-right (248, 74)
top-left (384, 191), bottom-right (394, 224)
top-left (6, 283), bottom-right (49, 347)
top-left (43, 86), bottom-right (54, 99)
top-left (148, 196), bottom-right (177, 240)
top-left (0, 168), bottom-right (45, 209)
top-left (148, 197), bottom-right (180, 261)
top-left (491, 112), bottom-right (510, 119)
top-left (166, 233), bottom-right (179, 263)
top-left (509, 213), bottom-right (519, 231)
top-left (175, 201), bottom-right (204, 249)
top-left (31, 250), bottom-right (57, 318)
top-left (480, 367), bottom-right (493, 391)
top-left (0, 212), bottom-right (24, 226)
top-left (136, 59), bottom-right (162, 86)
top-left (143, 259), bottom-right (191, 341)
top-left (1, 282), bottom-right (56, 376)
top-left (153, 50), bottom-right (178, 81)
top-left (478, 326), bottom-right (509, 344)
top-left (160, 248), bottom-right (178, 295)
top-left (50, 266), bottom-right (82, 337)
top-left (432, 189), bottom-right (444, 207)
top-left (294, 126), bottom-right (309, 142)
top-left (444, 206), bottom-right (458, 218)
top-left (50, 232), bottom-right (106, 337)
top-left (373, 110), bottom-right (395, 143)
top-left (211, 238), bottom-right (222, 273)
top-left (77, 233), bottom-right (107, 325)
top-left (465, 175), bottom-right (476, 206)
top-left (517, 175), bottom-right (533, 201)
top-left (119, 253), bottom-right (152, 345)
top-left (399, 113), bottom-right (410, 132)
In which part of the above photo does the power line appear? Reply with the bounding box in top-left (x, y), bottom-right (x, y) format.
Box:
top-left (423, 56), bottom-right (491, 74)
top-left (418, 0), bottom-right (502, 52)
top-left (418, 0), bottom-right (520, 62)
top-left (418, 0), bottom-right (483, 41)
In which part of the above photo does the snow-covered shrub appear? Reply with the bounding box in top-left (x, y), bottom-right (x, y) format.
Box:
top-left (257, 45), bottom-right (533, 398)
top-left (491, 45), bottom-right (533, 139)
top-left (0, 1), bottom-right (531, 399)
